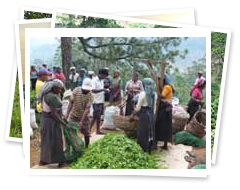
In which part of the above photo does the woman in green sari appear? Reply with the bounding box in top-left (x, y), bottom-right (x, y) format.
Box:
top-left (39, 80), bottom-right (66, 167)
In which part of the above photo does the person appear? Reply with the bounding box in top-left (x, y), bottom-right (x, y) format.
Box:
top-left (88, 71), bottom-right (94, 80)
top-left (65, 78), bottom-right (93, 148)
top-left (109, 69), bottom-right (122, 104)
top-left (39, 80), bottom-right (66, 168)
top-left (124, 72), bottom-right (144, 116)
top-left (77, 68), bottom-right (86, 87)
top-left (35, 68), bottom-right (49, 113)
top-left (42, 64), bottom-right (48, 69)
top-left (55, 66), bottom-right (66, 83)
top-left (69, 66), bottom-right (79, 91)
top-left (52, 66), bottom-right (57, 79)
top-left (187, 80), bottom-right (206, 121)
top-left (30, 66), bottom-right (38, 90)
top-left (89, 69), bottom-right (109, 134)
top-left (155, 78), bottom-right (173, 150)
top-left (190, 71), bottom-right (205, 96)
top-left (131, 78), bottom-right (156, 153)
top-left (104, 77), bottom-right (111, 102)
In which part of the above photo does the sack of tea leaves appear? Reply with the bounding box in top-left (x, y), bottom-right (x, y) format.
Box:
top-left (191, 164), bottom-right (206, 169)
top-left (62, 121), bottom-right (85, 163)
top-left (174, 131), bottom-right (206, 147)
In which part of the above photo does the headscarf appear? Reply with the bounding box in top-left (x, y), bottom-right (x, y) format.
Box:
top-left (37, 79), bottom-right (64, 102)
top-left (142, 78), bottom-right (155, 109)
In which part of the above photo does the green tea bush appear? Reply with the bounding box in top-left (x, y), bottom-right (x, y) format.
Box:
top-left (70, 134), bottom-right (159, 169)
top-left (191, 164), bottom-right (206, 169)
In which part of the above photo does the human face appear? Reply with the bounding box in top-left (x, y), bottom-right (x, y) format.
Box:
top-left (114, 71), bottom-right (120, 78)
top-left (71, 69), bottom-right (76, 75)
top-left (132, 74), bottom-right (138, 82)
top-left (98, 74), bottom-right (107, 80)
top-left (52, 87), bottom-right (62, 94)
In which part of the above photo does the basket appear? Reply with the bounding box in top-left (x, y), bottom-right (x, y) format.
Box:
top-left (172, 114), bottom-right (189, 133)
top-left (112, 114), bottom-right (138, 132)
top-left (185, 111), bottom-right (206, 138)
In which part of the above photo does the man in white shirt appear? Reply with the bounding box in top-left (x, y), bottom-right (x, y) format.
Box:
top-left (69, 67), bottom-right (79, 90)
top-left (90, 69), bottom-right (109, 134)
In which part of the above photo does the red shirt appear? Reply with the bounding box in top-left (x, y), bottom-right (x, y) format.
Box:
top-left (192, 88), bottom-right (203, 99)
top-left (55, 73), bottom-right (66, 81)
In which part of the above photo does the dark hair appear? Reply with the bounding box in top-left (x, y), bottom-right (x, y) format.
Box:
top-left (42, 64), bottom-right (47, 67)
top-left (99, 68), bottom-right (109, 76)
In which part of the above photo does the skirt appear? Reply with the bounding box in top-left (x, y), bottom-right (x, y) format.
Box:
top-left (137, 107), bottom-right (156, 152)
top-left (155, 101), bottom-right (172, 143)
top-left (40, 111), bottom-right (65, 164)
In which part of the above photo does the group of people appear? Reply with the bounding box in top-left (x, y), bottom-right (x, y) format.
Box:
top-left (32, 63), bottom-right (205, 168)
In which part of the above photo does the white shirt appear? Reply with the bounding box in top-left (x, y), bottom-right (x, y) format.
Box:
top-left (135, 91), bottom-right (157, 113)
top-left (69, 73), bottom-right (79, 82)
top-left (92, 76), bottom-right (105, 104)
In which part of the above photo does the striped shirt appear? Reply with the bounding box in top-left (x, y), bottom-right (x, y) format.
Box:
top-left (70, 87), bottom-right (93, 118)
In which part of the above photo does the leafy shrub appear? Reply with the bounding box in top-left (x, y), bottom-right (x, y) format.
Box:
top-left (10, 75), bottom-right (22, 138)
top-left (70, 134), bottom-right (159, 169)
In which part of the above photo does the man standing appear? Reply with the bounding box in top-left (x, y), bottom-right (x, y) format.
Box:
top-left (90, 69), bottom-right (109, 134)
top-left (69, 66), bottom-right (79, 91)
top-left (77, 68), bottom-right (86, 87)
top-left (65, 78), bottom-right (93, 148)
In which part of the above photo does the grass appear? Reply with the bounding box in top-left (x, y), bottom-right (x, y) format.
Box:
top-left (9, 74), bottom-right (22, 138)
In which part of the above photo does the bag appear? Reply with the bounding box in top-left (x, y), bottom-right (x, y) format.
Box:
top-left (102, 106), bottom-right (120, 130)
top-left (30, 109), bottom-right (38, 129)
top-left (62, 121), bottom-right (85, 163)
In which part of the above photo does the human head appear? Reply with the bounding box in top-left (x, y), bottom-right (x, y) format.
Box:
top-left (81, 78), bottom-right (92, 94)
top-left (113, 69), bottom-right (120, 78)
top-left (51, 79), bottom-right (64, 94)
top-left (132, 72), bottom-right (138, 82)
top-left (79, 68), bottom-right (86, 77)
top-left (197, 71), bottom-right (203, 78)
top-left (31, 65), bottom-right (36, 71)
top-left (38, 68), bottom-right (49, 82)
top-left (98, 68), bottom-right (109, 80)
top-left (42, 64), bottom-right (47, 69)
top-left (56, 66), bottom-right (61, 74)
top-left (88, 71), bottom-right (94, 79)
top-left (142, 78), bottom-right (155, 108)
top-left (70, 66), bottom-right (76, 75)
top-left (53, 66), bottom-right (57, 73)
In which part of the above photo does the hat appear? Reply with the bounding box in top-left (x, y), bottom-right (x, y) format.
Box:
top-left (198, 71), bottom-right (203, 75)
top-left (88, 71), bottom-right (94, 75)
top-left (80, 68), bottom-right (86, 72)
top-left (70, 66), bottom-right (76, 71)
top-left (82, 78), bottom-right (93, 91)
top-left (38, 68), bottom-right (49, 75)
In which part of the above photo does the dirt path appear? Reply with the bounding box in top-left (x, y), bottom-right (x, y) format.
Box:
top-left (157, 142), bottom-right (192, 169)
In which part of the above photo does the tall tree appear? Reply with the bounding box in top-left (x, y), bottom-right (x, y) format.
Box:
top-left (61, 37), bottom-right (72, 83)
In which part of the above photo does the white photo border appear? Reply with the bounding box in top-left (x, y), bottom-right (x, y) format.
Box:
top-left (25, 28), bottom-right (211, 177)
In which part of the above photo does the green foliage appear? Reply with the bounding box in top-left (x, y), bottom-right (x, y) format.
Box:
top-left (30, 89), bottom-right (36, 109)
top-left (24, 11), bottom-right (52, 19)
top-left (154, 25), bottom-right (176, 28)
top-left (10, 75), bottom-right (22, 138)
top-left (174, 131), bottom-right (206, 147)
top-left (69, 134), bottom-right (159, 169)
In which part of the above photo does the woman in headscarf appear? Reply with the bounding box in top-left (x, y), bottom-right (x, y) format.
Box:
top-left (131, 78), bottom-right (156, 153)
top-left (155, 78), bottom-right (173, 150)
top-left (187, 80), bottom-right (206, 122)
top-left (109, 69), bottom-right (122, 104)
top-left (125, 72), bottom-right (144, 116)
top-left (39, 79), bottom-right (66, 167)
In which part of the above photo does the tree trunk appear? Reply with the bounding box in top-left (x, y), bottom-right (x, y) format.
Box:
top-left (61, 37), bottom-right (72, 88)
